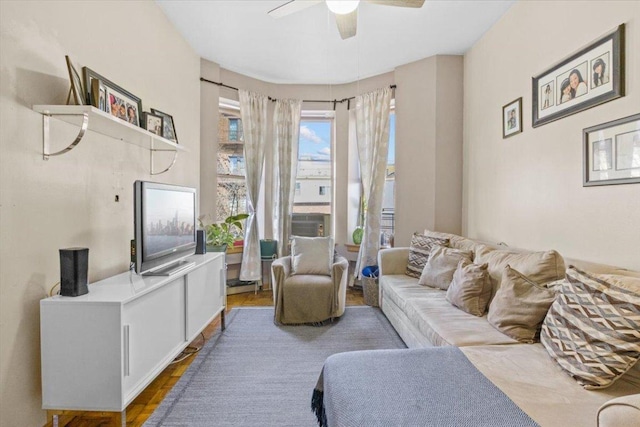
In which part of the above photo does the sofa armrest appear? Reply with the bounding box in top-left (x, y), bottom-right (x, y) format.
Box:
top-left (378, 247), bottom-right (410, 276)
top-left (597, 393), bottom-right (640, 427)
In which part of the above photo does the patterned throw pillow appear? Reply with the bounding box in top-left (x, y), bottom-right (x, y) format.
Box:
top-left (405, 234), bottom-right (449, 278)
top-left (541, 266), bottom-right (640, 389)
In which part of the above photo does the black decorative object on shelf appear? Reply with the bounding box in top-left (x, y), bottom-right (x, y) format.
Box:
top-left (59, 247), bottom-right (89, 297)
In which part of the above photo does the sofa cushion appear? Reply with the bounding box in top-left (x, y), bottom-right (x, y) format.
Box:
top-left (461, 344), bottom-right (640, 427)
top-left (488, 266), bottom-right (557, 344)
top-left (541, 267), bottom-right (640, 390)
top-left (446, 260), bottom-right (492, 317)
top-left (379, 274), bottom-right (440, 312)
top-left (290, 236), bottom-right (333, 276)
top-left (406, 234), bottom-right (449, 278)
top-left (418, 246), bottom-right (473, 290)
top-left (403, 292), bottom-right (519, 347)
top-left (474, 245), bottom-right (565, 297)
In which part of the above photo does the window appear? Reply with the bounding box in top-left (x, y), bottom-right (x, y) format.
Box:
top-left (292, 118), bottom-right (333, 237)
top-left (381, 111), bottom-right (395, 238)
top-left (217, 99), bottom-right (247, 221)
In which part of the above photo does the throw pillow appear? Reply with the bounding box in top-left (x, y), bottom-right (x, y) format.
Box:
top-left (290, 236), bottom-right (334, 276)
top-left (541, 266), bottom-right (640, 390)
top-left (488, 266), bottom-right (557, 343)
top-left (405, 234), bottom-right (449, 278)
top-left (474, 245), bottom-right (565, 298)
top-left (418, 246), bottom-right (473, 290)
top-left (445, 260), bottom-right (492, 317)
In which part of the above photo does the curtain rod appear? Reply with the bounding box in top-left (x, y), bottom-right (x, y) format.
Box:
top-left (199, 77), bottom-right (396, 109)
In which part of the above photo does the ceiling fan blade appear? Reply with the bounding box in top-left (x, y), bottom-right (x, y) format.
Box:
top-left (268, 0), bottom-right (322, 18)
top-left (336, 9), bottom-right (357, 39)
top-left (365, 0), bottom-right (425, 7)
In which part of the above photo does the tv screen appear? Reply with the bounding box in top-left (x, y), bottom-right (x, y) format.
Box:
top-left (134, 181), bottom-right (196, 275)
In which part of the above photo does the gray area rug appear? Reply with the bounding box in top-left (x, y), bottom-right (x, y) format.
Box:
top-left (144, 306), bottom-right (406, 426)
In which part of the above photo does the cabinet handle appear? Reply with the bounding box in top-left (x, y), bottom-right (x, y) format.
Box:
top-left (123, 325), bottom-right (130, 377)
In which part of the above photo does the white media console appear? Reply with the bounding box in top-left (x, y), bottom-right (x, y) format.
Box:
top-left (40, 252), bottom-right (225, 419)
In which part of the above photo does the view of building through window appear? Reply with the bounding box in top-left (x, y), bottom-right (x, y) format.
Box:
top-left (216, 103), bottom-right (247, 221)
top-left (292, 119), bottom-right (332, 237)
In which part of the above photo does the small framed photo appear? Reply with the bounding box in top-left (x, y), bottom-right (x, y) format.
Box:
top-left (90, 79), bottom-right (107, 112)
top-left (583, 113), bottom-right (640, 186)
top-left (151, 108), bottom-right (178, 143)
top-left (142, 112), bottom-right (164, 136)
top-left (83, 67), bottom-right (142, 126)
top-left (502, 97), bottom-right (522, 139)
top-left (533, 24), bottom-right (624, 127)
top-left (65, 56), bottom-right (84, 105)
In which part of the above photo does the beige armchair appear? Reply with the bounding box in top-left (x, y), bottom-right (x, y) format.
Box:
top-left (272, 255), bottom-right (349, 325)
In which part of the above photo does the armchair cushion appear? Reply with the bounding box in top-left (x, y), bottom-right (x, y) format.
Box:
top-left (291, 236), bottom-right (334, 276)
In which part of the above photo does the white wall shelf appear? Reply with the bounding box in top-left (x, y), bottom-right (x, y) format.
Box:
top-left (33, 105), bottom-right (188, 175)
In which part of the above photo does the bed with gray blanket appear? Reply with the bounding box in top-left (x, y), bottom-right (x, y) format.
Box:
top-left (312, 347), bottom-right (539, 427)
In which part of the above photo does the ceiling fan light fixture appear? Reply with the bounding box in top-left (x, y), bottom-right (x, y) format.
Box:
top-left (326, 0), bottom-right (360, 15)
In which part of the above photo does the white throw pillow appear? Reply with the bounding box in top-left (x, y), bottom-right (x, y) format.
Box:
top-left (290, 236), bottom-right (334, 276)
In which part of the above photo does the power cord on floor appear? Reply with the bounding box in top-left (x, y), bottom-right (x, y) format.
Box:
top-left (170, 332), bottom-right (206, 364)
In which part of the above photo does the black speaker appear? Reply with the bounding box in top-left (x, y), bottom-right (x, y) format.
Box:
top-left (196, 230), bottom-right (207, 254)
top-left (59, 247), bottom-right (89, 297)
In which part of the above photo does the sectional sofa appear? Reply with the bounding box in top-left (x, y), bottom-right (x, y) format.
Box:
top-left (376, 230), bottom-right (640, 427)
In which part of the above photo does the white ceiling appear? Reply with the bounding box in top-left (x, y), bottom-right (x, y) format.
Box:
top-left (156, 0), bottom-right (515, 85)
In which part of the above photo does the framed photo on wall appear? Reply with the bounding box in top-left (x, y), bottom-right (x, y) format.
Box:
top-left (583, 113), bottom-right (640, 187)
top-left (532, 24), bottom-right (625, 128)
top-left (502, 97), bottom-right (522, 139)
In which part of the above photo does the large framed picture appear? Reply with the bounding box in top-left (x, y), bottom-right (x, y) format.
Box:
top-left (583, 113), bottom-right (640, 187)
top-left (82, 67), bottom-right (143, 127)
top-left (502, 97), bottom-right (522, 139)
top-left (150, 108), bottom-right (178, 143)
top-left (533, 24), bottom-right (624, 128)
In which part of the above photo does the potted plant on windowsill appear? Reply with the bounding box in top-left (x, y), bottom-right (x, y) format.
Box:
top-left (198, 214), bottom-right (249, 252)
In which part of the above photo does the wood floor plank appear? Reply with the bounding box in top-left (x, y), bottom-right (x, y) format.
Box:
top-left (45, 287), bottom-right (364, 426)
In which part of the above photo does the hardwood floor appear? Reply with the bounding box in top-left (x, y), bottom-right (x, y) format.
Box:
top-left (45, 287), bottom-right (364, 426)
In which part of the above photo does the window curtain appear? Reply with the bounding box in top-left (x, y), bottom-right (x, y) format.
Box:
top-left (354, 87), bottom-right (392, 278)
top-left (273, 99), bottom-right (302, 258)
top-left (239, 90), bottom-right (268, 281)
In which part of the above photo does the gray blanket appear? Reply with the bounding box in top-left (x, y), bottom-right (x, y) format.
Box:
top-left (312, 347), bottom-right (539, 427)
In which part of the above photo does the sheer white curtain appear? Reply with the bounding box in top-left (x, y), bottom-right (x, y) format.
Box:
top-left (354, 87), bottom-right (392, 277)
top-left (273, 99), bottom-right (302, 257)
top-left (239, 90), bottom-right (268, 281)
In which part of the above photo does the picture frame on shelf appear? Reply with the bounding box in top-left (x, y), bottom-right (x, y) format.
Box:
top-left (142, 112), bottom-right (164, 136)
top-left (502, 97), bottom-right (522, 139)
top-left (106, 86), bottom-right (141, 127)
top-left (151, 108), bottom-right (178, 143)
top-left (583, 113), bottom-right (640, 187)
top-left (82, 66), bottom-right (143, 126)
top-left (90, 79), bottom-right (106, 112)
top-left (65, 55), bottom-right (84, 106)
top-left (532, 24), bottom-right (625, 128)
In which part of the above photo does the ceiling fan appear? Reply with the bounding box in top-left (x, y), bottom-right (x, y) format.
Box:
top-left (268, 0), bottom-right (425, 40)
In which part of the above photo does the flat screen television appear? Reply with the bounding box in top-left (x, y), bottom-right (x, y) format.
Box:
top-left (134, 181), bottom-right (196, 275)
